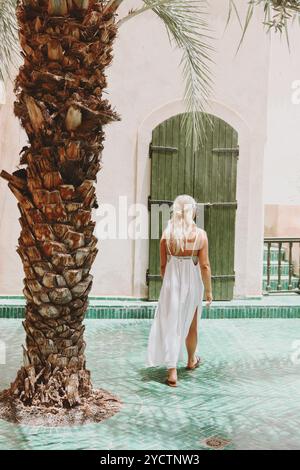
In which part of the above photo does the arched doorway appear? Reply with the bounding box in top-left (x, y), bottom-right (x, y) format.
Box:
top-left (147, 112), bottom-right (239, 301)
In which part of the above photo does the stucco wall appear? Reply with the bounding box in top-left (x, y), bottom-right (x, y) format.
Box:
top-left (0, 79), bottom-right (27, 295)
top-left (0, 0), bottom-right (280, 298)
top-left (264, 25), bottom-right (300, 206)
top-left (265, 205), bottom-right (300, 237)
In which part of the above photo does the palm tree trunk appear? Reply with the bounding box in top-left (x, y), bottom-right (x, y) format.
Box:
top-left (0, 0), bottom-right (119, 408)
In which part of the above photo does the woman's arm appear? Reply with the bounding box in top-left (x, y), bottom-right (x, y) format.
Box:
top-left (160, 234), bottom-right (168, 279)
top-left (198, 231), bottom-right (213, 306)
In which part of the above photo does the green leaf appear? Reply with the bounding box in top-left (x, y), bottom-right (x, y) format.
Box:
top-left (0, 0), bottom-right (19, 82)
top-left (230, 0), bottom-right (300, 49)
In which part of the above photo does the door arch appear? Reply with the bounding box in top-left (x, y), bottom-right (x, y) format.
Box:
top-left (147, 112), bottom-right (239, 301)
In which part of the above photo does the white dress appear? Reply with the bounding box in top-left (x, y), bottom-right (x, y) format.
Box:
top-left (147, 229), bottom-right (205, 369)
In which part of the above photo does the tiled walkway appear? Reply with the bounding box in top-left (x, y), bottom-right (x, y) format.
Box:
top-left (1, 318), bottom-right (300, 450)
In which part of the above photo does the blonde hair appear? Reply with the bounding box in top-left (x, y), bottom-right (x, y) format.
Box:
top-left (164, 195), bottom-right (198, 255)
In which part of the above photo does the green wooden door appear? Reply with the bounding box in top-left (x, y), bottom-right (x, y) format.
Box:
top-left (147, 113), bottom-right (239, 301)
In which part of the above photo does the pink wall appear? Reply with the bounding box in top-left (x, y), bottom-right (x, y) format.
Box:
top-left (265, 205), bottom-right (300, 273)
top-left (265, 205), bottom-right (300, 237)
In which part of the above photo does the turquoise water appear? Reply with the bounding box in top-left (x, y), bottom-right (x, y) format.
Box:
top-left (0, 318), bottom-right (300, 450)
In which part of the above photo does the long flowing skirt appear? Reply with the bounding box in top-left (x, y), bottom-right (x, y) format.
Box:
top-left (147, 256), bottom-right (204, 369)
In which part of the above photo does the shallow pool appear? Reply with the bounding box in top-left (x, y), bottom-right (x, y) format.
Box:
top-left (0, 318), bottom-right (300, 450)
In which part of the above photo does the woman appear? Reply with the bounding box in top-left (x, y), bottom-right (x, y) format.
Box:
top-left (147, 195), bottom-right (213, 387)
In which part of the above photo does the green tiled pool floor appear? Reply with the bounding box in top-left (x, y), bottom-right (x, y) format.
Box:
top-left (0, 294), bottom-right (299, 319)
top-left (1, 318), bottom-right (300, 450)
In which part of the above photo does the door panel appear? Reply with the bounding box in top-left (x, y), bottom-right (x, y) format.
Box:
top-left (147, 113), bottom-right (238, 301)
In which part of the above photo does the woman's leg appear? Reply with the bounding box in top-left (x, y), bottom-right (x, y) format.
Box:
top-left (186, 308), bottom-right (198, 368)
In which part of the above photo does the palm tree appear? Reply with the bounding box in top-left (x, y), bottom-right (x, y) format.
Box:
top-left (0, 0), bottom-right (213, 416)
top-left (0, 0), bottom-right (298, 417)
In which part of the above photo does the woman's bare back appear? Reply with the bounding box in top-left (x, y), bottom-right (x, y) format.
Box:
top-left (164, 227), bottom-right (205, 257)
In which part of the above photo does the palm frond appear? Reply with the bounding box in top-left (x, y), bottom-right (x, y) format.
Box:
top-left (117, 0), bottom-right (169, 26)
top-left (103, 0), bottom-right (123, 14)
top-left (228, 1), bottom-right (300, 51)
top-left (120, 0), bottom-right (214, 149)
top-left (0, 0), bottom-right (19, 82)
top-left (225, 0), bottom-right (243, 32)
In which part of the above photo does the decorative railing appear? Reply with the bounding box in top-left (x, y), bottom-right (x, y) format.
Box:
top-left (263, 237), bottom-right (300, 294)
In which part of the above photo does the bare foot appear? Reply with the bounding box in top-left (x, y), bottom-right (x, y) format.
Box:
top-left (166, 368), bottom-right (177, 387)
